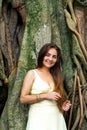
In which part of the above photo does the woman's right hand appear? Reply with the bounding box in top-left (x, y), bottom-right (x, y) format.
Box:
top-left (46, 92), bottom-right (61, 101)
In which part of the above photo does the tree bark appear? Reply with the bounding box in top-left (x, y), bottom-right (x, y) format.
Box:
top-left (0, 0), bottom-right (87, 130)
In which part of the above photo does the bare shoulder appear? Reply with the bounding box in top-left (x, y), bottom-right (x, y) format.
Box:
top-left (25, 69), bottom-right (35, 80)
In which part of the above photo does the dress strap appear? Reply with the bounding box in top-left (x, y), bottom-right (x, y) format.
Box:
top-left (32, 69), bottom-right (39, 78)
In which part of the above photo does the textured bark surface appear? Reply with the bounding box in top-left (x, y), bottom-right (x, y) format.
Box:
top-left (0, 0), bottom-right (87, 130)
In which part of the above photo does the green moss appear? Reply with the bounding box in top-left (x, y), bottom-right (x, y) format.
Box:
top-left (55, 0), bottom-right (74, 92)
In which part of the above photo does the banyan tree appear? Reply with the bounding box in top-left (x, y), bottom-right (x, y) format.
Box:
top-left (0, 0), bottom-right (87, 130)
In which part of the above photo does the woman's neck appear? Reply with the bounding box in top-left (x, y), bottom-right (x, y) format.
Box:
top-left (37, 66), bottom-right (50, 73)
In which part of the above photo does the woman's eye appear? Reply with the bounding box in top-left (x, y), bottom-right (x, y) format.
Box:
top-left (45, 53), bottom-right (57, 59)
top-left (53, 55), bottom-right (57, 59)
top-left (45, 53), bottom-right (50, 56)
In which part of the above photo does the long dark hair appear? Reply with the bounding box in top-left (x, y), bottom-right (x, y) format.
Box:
top-left (37, 43), bottom-right (67, 112)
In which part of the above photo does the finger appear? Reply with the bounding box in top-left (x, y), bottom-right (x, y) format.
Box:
top-left (54, 95), bottom-right (61, 101)
top-left (66, 103), bottom-right (72, 107)
top-left (56, 93), bottom-right (61, 98)
top-left (63, 107), bottom-right (69, 111)
top-left (54, 92), bottom-right (62, 98)
top-left (65, 100), bottom-right (70, 103)
top-left (55, 95), bottom-right (59, 100)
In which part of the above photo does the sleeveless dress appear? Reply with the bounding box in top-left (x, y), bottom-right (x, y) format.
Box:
top-left (26, 69), bottom-right (67, 130)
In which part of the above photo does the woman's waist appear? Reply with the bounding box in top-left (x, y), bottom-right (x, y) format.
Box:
top-left (29, 100), bottom-right (60, 114)
top-left (30, 100), bottom-right (57, 108)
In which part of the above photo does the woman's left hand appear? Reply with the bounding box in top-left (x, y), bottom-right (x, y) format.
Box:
top-left (62, 100), bottom-right (71, 111)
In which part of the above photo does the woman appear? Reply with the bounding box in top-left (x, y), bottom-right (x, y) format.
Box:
top-left (20, 43), bottom-right (71, 130)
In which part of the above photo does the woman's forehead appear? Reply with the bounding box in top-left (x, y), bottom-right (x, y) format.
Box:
top-left (47, 48), bottom-right (58, 55)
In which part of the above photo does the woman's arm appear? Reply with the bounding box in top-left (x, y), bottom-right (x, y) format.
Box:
top-left (20, 70), bottom-right (61, 104)
top-left (20, 70), bottom-right (38, 104)
top-left (20, 70), bottom-right (47, 104)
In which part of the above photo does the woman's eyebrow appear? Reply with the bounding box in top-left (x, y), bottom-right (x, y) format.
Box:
top-left (46, 52), bottom-right (57, 57)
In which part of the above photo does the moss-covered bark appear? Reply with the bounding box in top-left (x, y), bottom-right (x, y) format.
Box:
top-left (0, 0), bottom-right (87, 130)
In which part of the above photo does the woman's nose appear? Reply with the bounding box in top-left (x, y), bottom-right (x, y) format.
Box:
top-left (49, 56), bottom-right (53, 60)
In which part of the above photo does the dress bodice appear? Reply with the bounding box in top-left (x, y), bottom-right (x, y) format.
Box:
top-left (30, 69), bottom-right (54, 95)
top-left (30, 69), bottom-right (57, 107)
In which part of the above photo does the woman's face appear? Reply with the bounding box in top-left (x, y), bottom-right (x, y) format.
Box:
top-left (42, 48), bottom-right (58, 68)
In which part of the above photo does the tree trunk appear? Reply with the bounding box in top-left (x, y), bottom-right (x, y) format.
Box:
top-left (0, 0), bottom-right (87, 130)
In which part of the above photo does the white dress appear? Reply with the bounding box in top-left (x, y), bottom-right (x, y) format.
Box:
top-left (26, 69), bottom-right (67, 130)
